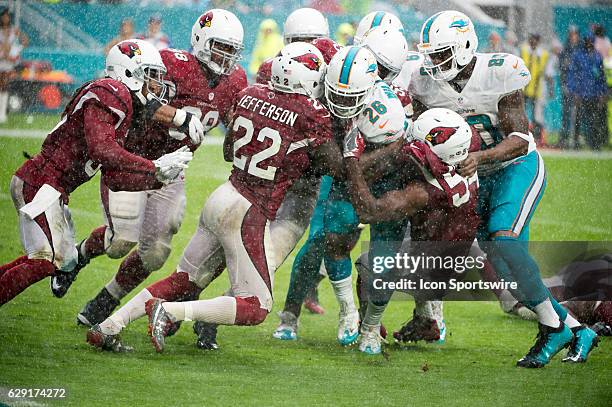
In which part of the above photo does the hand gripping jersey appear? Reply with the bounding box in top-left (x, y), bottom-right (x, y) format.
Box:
top-left (357, 80), bottom-right (409, 144)
top-left (125, 48), bottom-right (247, 160)
top-left (15, 78), bottom-right (156, 198)
top-left (399, 137), bottom-right (480, 242)
top-left (229, 84), bottom-right (333, 220)
top-left (409, 52), bottom-right (534, 174)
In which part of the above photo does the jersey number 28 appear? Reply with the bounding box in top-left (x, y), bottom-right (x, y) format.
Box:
top-left (232, 116), bottom-right (282, 180)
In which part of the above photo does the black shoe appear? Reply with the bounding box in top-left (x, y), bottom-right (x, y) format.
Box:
top-left (77, 288), bottom-right (120, 327)
top-left (193, 321), bottom-right (219, 350)
top-left (50, 240), bottom-right (90, 298)
top-left (516, 322), bottom-right (573, 368)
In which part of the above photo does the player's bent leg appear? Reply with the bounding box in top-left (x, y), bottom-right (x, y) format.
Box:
top-left (2, 176), bottom-right (75, 306)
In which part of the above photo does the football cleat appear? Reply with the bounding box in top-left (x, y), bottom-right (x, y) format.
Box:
top-left (359, 324), bottom-right (387, 355)
top-left (337, 308), bottom-right (360, 346)
top-left (76, 288), bottom-right (120, 327)
top-left (516, 322), bottom-right (573, 368)
top-left (562, 326), bottom-right (599, 363)
top-left (145, 298), bottom-right (178, 353)
top-left (393, 311), bottom-right (441, 343)
top-left (272, 311), bottom-right (298, 341)
top-left (193, 321), bottom-right (220, 350)
top-left (50, 240), bottom-right (90, 298)
top-left (86, 324), bottom-right (133, 353)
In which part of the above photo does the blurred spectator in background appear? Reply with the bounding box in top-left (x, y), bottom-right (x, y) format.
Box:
top-left (568, 34), bottom-right (608, 150)
top-left (335, 22), bottom-right (355, 46)
top-left (592, 24), bottom-right (610, 60)
top-left (248, 19), bottom-right (283, 76)
top-left (503, 30), bottom-right (519, 55)
top-left (0, 7), bottom-right (27, 123)
top-left (521, 33), bottom-right (554, 144)
top-left (140, 14), bottom-right (170, 50)
top-left (104, 18), bottom-right (135, 54)
top-left (309, 0), bottom-right (344, 15)
top-left (558, 26), bottom-right (581, 149)
top-left (486, 31), bottom-right (503, 53)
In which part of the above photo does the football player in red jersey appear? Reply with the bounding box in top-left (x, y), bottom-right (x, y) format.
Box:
top-left (86, 42), bottom-right (346, 352)
top-left (51, 10), bottom-right (248, 329)
top-left (0, 39), bottom-right (194, 307)
top-left (342, 108), bottom-right (480, 354)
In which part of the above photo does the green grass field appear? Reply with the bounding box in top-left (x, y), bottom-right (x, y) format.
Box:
top-left (0, 115), bottom-right (610, 406)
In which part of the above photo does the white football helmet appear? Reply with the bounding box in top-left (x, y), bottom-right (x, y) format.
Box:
top-left (417, 10), bottom-right (478, 81)
top-left (411, 108), bottom-right (472, 165)
top-left (360, 26), bottom-right (408, 84)
top-left (354, 11), bottom-right (404, 45)
top-left (191, 9), bottom-right (244, 75)
top-left (325, 46), bottom-right (378, 118)
top-left (283, 8), bottom-right (329, 44)
top-left (105, 38), bottom-right (167, 103)
top-left (271, 42), bottom-right (326, 99)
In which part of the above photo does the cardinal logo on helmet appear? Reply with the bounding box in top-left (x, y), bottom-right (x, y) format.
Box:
top-left (425, 126), bottom-right (458, 145)
top-left (199, 12), bottom-right (213, 28)
top-left (292, 53), bottom-right (322, 71)
top-left (117, 42), bottom-right (142, 58)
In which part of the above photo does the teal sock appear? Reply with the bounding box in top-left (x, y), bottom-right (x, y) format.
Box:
top-left (325, 256), bottom-right (352, 281)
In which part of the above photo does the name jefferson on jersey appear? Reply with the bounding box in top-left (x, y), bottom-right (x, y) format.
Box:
top-left (236, 94), bottom-right (299, 127)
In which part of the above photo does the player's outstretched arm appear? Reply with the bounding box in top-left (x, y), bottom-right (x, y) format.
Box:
top-left (359, 140), bottom-right (404, 184)
top-left (344, 157), bottom-right (428, 224)
top-left (84, 102), bottom-right (156, 175)
top-left (458, 90), bottom-right (529, 177)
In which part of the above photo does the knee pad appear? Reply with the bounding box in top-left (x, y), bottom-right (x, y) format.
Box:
top-left (138, 241), bottom-right (171, 272)
top-left (235, 296), bottom-right (269, 326)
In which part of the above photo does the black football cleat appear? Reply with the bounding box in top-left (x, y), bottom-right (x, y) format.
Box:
top-left (77, 287), bottom-right (120, 327)
top-left (193, 321), bottom-right (220, 350)
top-left (50, 240), bottom-right (90, 298)
top-left (517, 322), bottom-right (573, 368)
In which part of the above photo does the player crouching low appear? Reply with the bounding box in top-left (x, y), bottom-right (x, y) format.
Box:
top-left (343, 108), bottom-right (480, 354)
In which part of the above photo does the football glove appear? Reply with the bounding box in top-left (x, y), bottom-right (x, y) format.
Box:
top-left (153, 146), bottom-right (193, 183)
top-left (171, 109), bottom-right (205, 145)
top-left (343, 126), bottom-right (365, 159)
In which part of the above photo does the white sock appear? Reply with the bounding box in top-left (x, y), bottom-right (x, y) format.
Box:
top-left (431, 300), bottom-right (444, 321)
top-left (563, 313), bottom-right (581, 329)
top-left (363, 302), bottom-right (387, 328)
top-left (105, 277), bottom-right (128, 300)
top-left (99, 289), bottom-right (153, 335)
top-left (534, 298), bottom-right (561, 328)
top-left (414, 300), bottom-right (435, 319)
top-left (163, 296), bottom-right (237, 325)
top-left (329, 276), bottom-right (356, 313)
top-left (0, 91), bottom-right (8, 122)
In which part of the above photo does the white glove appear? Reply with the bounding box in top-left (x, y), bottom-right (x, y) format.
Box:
top-left (172, 108), bottom-right (204, 145)
top-left (153, 146), bottom-right (193, 183)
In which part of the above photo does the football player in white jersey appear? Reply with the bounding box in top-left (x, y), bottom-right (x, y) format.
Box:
top-left (408, 10), bottom-right (598, 367)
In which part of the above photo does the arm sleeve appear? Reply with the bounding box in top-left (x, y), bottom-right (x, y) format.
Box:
top-left (83, 102), bottom-right (156, 174)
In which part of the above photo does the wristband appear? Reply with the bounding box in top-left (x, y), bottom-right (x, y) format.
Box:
top-left (172, 108), bottom-right (187, 127)
top-left (176, 112), bottom-right (193, 134)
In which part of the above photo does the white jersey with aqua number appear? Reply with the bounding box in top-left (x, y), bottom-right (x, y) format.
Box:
top-left (409, 52), bottom-right (535, 174)
top-left (393, 51), bottom-right (424, 90)
top-left (357, 79), bottom-right (408, 144)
